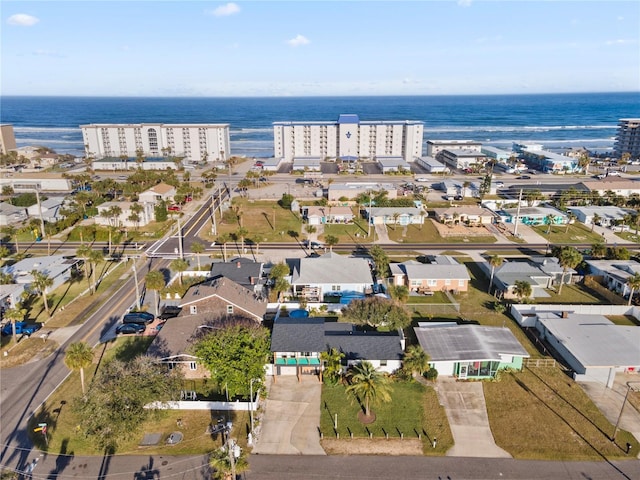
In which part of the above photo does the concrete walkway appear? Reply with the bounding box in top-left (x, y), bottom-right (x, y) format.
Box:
top-left (253, 375), bottom-right (325, 455)
top-left (434, 377), bottom-right (512, 458)
top-left (579, 373), bottom-right (640, 458)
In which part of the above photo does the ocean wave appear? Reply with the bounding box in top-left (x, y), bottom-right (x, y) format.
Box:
top-left (230, 127), bottom-right (273, 133)
top-left (14, 126), bottom-right (81, 133)
top-left (15, 138), bottom-right (83, 145)
top-left (423, 125), bottom-right (616, 134)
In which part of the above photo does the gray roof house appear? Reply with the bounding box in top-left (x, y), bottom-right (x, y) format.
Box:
top-left (287, 252), bottom-right (374, 301)
top-left (0, 202), bottom-right (27, 226)
top-left (414, 323), bottom-right (529, 379)
top-left (1, 255), bottom-right (80, 293)
top-left (390, 256), bottom-right (470, 293)
top-left (209, 257), bottom-right (265, 295)
top-left (585, 259), bottom-right (640, 299)
top-left (365, 207), bottom-right (425, 226)
top-left (146, 276), bottom-right (267, 379)
top-left (270, 317), bottom-right (405, 377)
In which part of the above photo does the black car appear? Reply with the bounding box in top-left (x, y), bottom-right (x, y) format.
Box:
top-left (517, 175), bottom-right (531, 180)
top-left (115, 323), bottom-right (146, 335)
top-left (123, 311), bottom-right (155, 324)
top-left (159, 306), bottom-right (182, 320)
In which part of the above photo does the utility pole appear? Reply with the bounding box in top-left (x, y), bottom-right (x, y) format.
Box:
top-left (513, 188), bottom-right (523, 237)
top-left (177, 216), bottom-right (184, 260)
top-left (210, 193), bottom-right (217, 235)
top-left (131, 257), bottom-right (141, 311)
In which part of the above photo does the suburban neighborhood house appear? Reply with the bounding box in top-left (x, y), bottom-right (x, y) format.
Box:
top-left (301, 205), bottom-right (355, 225)
top-left (209, 257), bottom-right (266, 296)
top-left (138, 182), bottom-right (177, 204)
top-left (568, 206), bottom-right (637, 228)
top-left (585, 259), bottom-right (640, 299)
top-left (269, 317), bottom-right (404, 378)
top-left (286, 252), bottom-right (374, 301)
top-left (581, 178), bottom-right (640, 197)
top-left (390, 255), bottom-right (470, 293)
top-left (484, 257), bottom-right (576, 299)
top-left (1, 254), bottom-right (80, 293)
top-left (433, 206), bottom-right (496, 226)
top-left (365, 206), bottom-right (426, 226)
top-left (95, 201), bottom-right (155, 228)
top-left (414, 323), bottom-right (530, 379)
top-left (146, 276), bottom-right (267, 378)
top-left (327, 182), bottom-right (398, 202)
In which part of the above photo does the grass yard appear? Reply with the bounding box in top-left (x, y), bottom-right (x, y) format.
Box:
top-left (386, 220), bottom-right (497, 244)
top-left (532, 223), bottom-right (603, 245)
top-left (484, 367), bottom-right (639, 460)
top-left (29, 337), bottom-right (251, 455)
top-left (535, 284), bottom-right (608, 305)
top-left (320, 218), bottom-right (371, 244)
top-left (320, 380), bottom-right (453, 455)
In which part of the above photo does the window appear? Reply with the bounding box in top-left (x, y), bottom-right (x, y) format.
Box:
top-left (167, 362), bottom-right (175, 370)
top-left (189, 362), bottom-right (197, 371)
top-left (190, 305), bottom-right (197, 315)
top-left (227, 305), bottom-right (233, 314)
top-left (459, 279), bottom-right (466, 287)
top-left (445, 279), bottom-right (451, 286)
top-left (380, 360), bottom-right (387, 366)
top-left (428, 279), bottom-right (437, 287)
top-left (331, 285), bottom-right (341, 292)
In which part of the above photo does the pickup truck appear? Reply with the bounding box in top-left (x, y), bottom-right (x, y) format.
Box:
top-left (1, 321), bottom-right (43, 337)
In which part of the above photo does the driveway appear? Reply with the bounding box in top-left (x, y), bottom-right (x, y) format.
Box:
top-left (253, 375), bottom-right (325, 455)
top-left (435, 377), bottom-right (512, 458)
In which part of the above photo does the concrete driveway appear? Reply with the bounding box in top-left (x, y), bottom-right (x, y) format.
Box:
top-left (435, 377), bottom-right (512, 458)
top-left (253, 375), bottom-right (325, 455)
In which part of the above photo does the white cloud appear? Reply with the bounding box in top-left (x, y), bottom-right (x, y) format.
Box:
top-left (457, 0), bottom-right (472, 7)
top-left (208, 3), bottom-right (240, 17)
top-left (7, 13), bottom-right (39, 26)
top-left (605, 39), bottom-right (633, 46)
top-left (287, 34), bottom-right (310, 47)
top-left (32, 49), bottom-right (64, 57)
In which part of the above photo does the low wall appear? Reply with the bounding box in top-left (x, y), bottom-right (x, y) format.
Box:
top-left (146, 395), bottom-right (259, 411)
top-left (511, 304), bottom-right (638, 327)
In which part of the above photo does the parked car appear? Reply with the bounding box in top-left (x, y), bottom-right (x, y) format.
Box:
top-left (159, 306), bottom-right (182, 320)
top-left (517, 175), bottom-right (531, 180)
top-left (167, 204), bottom-right (181, 212)
top-left (123, 311), bottom-right (155, 325)
top-left (415, 177), bottom-right (430, 182)
top-left (116, 323), bottom-right (146, 335)
top-left (1, 321), bottom-right (43, 337)
top-left (608, 170), bottom-right (621, 177)
top-left (494, 181), bottom-right (505, 188)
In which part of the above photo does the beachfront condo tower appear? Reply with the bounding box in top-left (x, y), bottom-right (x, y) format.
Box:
top-left (614, 118), bottom-right (640, 159)
top-left (80, 123), bottom-right (231, 163)
top-left (273, 114), bottom-right (424, 162)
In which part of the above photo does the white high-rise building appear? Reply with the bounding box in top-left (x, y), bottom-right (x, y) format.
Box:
top-left (614, 118), bottom-right (640, 159)
top-left (80, 123), bottom-right (231, 163)
top-left (273, 114), bottom-right (424, 162)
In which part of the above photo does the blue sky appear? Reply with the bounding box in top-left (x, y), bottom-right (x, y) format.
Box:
top-left (2, 1), bottom-right (639, 96)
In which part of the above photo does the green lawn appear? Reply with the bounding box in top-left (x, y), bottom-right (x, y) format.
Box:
top-left (534, 284), bottom-right (608, 305)
top-left (320, 218), bottom-right (372, 244)
top-left (387, 220), bottom-right (497, 244)
top-left (320, 380), bottom-right (453, 454)
top-left (532, 223), bottom-right (603, 245)
top-left (485, 367), bottom-right (639, 460)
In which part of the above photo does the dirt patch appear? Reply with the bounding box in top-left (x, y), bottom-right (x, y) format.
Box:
top-left (432, 220), bottom-right (491, 238)
top-left (321, 438), bottom-right (423, 455)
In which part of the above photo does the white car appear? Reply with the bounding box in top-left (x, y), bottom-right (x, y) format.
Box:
top-left (415, 177), bottom-right (430, 183)
top-left (494, 182), bottom-right (505, 188)
top-left (608, 171), bottom-right (621, 176)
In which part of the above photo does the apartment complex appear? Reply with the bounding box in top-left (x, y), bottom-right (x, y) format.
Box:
top-left (0, 124), bottom-right (17, 155)
top-left (614, 118), bottom-right (640, 158)
top-left (273, 114), bottom-right (424, 162)
top-left (80, 123), bottom-right (231, 163)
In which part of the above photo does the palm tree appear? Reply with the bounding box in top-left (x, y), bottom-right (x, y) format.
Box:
top-left (556, 246), bottom-right (583, 295)
top-left (626, 273), bottom-right (640, 306)
top-left (3, 225), bottom-right (18, 255)
top-left (319, 348), bottom-right (345, 385)
top-left (130, 202), bottom-right (144, 230)
top-left (325, 234), bottom-right (339, 253)
top-left (565, 213), bottom-right (576, 233)
top-left (304, 225), bottom-right (317, 251)
top-left (190, 242), bottom-right (205, 270)
top-left (89, 249), bottom-right (104, 294)
top-left (170, 258), bottom-right (189, 286)
top-left (345, 360), bottom-right (392, 419)
top-left (0, 245), bottom-right (10, 260)
top-left (209, 445), bottom-right (249, 480)
top-left (30, 270), bottom-right (53, 317)
top-left (64, 341), bottom-right (94, 394)
top-left (591, 242), bottom-right (606, 259)
top-left (545, 214), bottom-right (555, 235)
top-left (235, 227), bottom-right (248, 256)
top-left (591, 213), bottom-right (601, 232)
top-left (76, 244), bottom-right (93, 287)
top-left (218, 233), bottom-right (231, 262)
top-left (391, 212), bottom-right (401, 230)
top-left (513, 280), bottom-right (532, 302)
top-left (388, 284), bottom-right (409, 303)
top-left (145, 270), bottom-right (165, 317)
top-left (4, 306), bottom-right (26, 343)
top-left (487, 255), bottom-right (504, 294)
top-left (402, 345), bottom-right (430, 377)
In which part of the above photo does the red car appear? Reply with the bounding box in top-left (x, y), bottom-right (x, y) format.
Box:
top-left (167, 204), bottom-right (181, 212)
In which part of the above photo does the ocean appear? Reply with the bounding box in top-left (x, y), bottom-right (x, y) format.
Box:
top-left (1, 92), bottom-right (638, 158)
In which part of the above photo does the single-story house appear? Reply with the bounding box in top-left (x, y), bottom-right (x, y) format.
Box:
top-left (302, 206), bottom-right (355, 225)
top-left (390, 256), bottom-right (470, 293)
top-left (365, 207), bottom-right (425, 226)
top-left (0, 202), bottom-right (27, 226)
top-left (426, 140), bottom-right (482, 157)
top-left (287, 252), bottom-right (374, 301)
top-left (535, 312), bottom-right (640, 387)
top-left (414, 323), bottom-right (529, 379)
top-left (567, 206), bottom-right (636, 227)
top-left (209, 257), bottom-right (265, 296)
top-left (377, 156), bottom-right (411, 173)
top-left (0, 174), bottom-right (73, 193)
top-left (270, 317), bottom-right (404, 377)
top-left (0, 283), bottom-right (27, 311)
top-left (27, 197), bottom-right (65, 223)
top-left (581, 178), bottom-right (640, 198)
top-left (95, 201), bottom-right (155, 228)
top-left (414, 156), bottom-right (448, 174)
top-left (1, 255), bottom-right (80, 293)
top-left (519, 149), bottom-right (580, 173)
top-left (259, 157), bottom-right (284, 172)
top-left (437, 148), bottom-right (487, 171)
top-left (138, 183), bottom-right (177, 204)
top-left (435, 180), bottom-right (461, 197)
top-left (585, 259), bottom-right (640, 299)
top-left (433, 206), bottom-right (496, 225)
top-left (292, 157), bottom-right (322, 172)
top-left (146, 276), bottom-right (267, 378)
top-left (481, 146), bottom-right (512, 162)
top-left (497, 205), bottom-right (568, 226)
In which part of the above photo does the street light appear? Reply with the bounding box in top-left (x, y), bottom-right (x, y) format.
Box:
top-left (612, 381), bottom-right (640, 442)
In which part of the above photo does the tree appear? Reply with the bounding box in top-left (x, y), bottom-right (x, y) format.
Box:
top-left (341, 296), bottom-right (411, 330)
top-left (565, 212), bottom-right (576, 233)
top-left (89, 249), bottom-right (104, 294)
top-left (0, 245), bottom-right (10, 259)
top-left (545, 214), bottom-right (555, 235)
top-left (3, 225), bottom-right (19, 255)
top-left (129, 202), bottom-right (144, 231)
top-left (345, 361), bottom-right (392, 419)
top-left (487, 255), bottom-right (504, 294)
top-left (4, 306), bottom-right (26, 343)
top-left (76, 244), bottom-right (93, 287)
top-left (75, 356), bottom-right (183, 451)
top-left (209, 445), bottom-right (249, 480)
top-left (190, 242), bottom-right (205, 270)
top-left (325, 234), bottom-right (339, 253)
top-left (320, 348), bottom-right (345, 385)
top-left (30, 270), bottom-right (53, 317)
top-left (64, 341), bottom-right (94, 394)
top-left (235, 227), bottom-right (248, 256)
top-left (269, 262), bottom-right (290, 281)
top-left (145, 270), bottom-right (165, 317)
top-left (369, 245), bottom-right (390, 278)
top-left (626, 273), bottom-right (640, 306)
top-left (555, 246), bottom-right (583, 295)
top-left (170, 258), bottom-right (189, 286)
top-left (402, 344), bottom-right (430, 377)
top-left (218, 233), bottom-right (231, 262)
top-left (0, 272), bottom-right (13, 285)
top-left (591, 242), bottom-right (606, 259)
top-left (387, 284), bottom-right (409, 303)
top-left (193, 321), bottom-right (271, 399)
top-left (591, 213), bottom-right (601, 232)
top-left (513, 280), bottom-right (532, 302)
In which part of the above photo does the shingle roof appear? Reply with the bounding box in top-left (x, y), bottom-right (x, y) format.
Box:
top-left (209, 258), bottom-right (263, 290)
top-left (414, 324), bottom-right (529, 362)
top-left (147, 183), bottom-right (175, 194)
top-left (289, 252), bottom-right (373, 285)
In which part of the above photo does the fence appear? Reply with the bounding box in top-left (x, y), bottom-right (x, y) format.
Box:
top-left (146, 395), bottom-right (259, 412)
top-left (408, 303), bottom-right (461, 316)
top-left (524, 358), bottom-right (557, 368)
